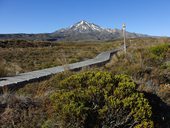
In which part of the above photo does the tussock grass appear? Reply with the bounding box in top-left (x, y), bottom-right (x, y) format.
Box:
top-left (0, 41), bottom-right (120, 76)
top-left (1, 37), bottom-right (170, 128)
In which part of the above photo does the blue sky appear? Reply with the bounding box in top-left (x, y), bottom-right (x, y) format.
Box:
top-left (0, 0), bottom-right (170, 36)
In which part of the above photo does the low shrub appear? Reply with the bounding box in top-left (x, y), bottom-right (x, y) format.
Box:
top-left (148, 43), bottom-right (169, 61)
top-left (50, 71), bottom-right (153, 128)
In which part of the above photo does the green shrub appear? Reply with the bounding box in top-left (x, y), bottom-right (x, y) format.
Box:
top-left (134, 120), bottom-right (154, 128)
top-left (161, 61), bottom-right (170, 69)
top-left (149, 43), bottom-right (169, 60)
top-left (50, 71), bottom-right (153, 128)
top-left (41, 120), bottom-right (55, 128)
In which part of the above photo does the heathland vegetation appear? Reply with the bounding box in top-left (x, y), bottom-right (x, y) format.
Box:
top-left (0, 40), bottom-right (119, 77)
top-left (0, 37), bottom-right (170, 128)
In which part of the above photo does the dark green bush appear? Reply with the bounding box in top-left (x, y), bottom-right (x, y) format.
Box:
top-left (50, 71), bottom-right (153, 128)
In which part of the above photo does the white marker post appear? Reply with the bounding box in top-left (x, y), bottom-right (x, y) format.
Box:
top-left (122, 23), bottom-right (126, 54)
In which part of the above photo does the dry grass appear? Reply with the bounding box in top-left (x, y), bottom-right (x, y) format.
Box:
top-left (0, 37), bottom-right (170, 127)
top-left (12, 37), bottom-right (170, 97)
top-left (157, 84), bottom-right (170, 105)
top-left (0, 41), bottom-right (120, 76)
top-left (104, 38), bottom-right (170, 104)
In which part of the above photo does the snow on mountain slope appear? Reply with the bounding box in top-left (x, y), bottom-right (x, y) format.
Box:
top-left (58, 20), bottom-right (104, 33)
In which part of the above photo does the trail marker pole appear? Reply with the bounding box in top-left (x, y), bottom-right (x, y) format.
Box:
top-left (122, 23), bottom-right (126, 54)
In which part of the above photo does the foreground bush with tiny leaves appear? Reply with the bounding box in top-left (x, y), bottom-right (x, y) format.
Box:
top-left (49, 71), bottom-right (153, 128)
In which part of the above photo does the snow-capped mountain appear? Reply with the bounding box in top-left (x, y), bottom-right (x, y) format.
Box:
top-left (69, 20), bottom-right (104, 33)
top-left (54, 20), bottom-right (105, 34)
top-left (56, 20), bottom-right (114, 33)
top-left (52, 20), bottom-right (148, 41)
top-left (0, 20), bottom-right (149, 41)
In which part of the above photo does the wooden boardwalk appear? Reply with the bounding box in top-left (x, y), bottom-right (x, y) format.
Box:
top-left (0, 47), bottom-right (122, 88)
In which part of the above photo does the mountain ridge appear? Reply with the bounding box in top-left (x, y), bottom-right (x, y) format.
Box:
top-left (0, 20), bottom-right (149, 41)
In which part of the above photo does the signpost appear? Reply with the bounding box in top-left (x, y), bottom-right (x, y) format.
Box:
top-left (122, 23), bottom-right (126, 54)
